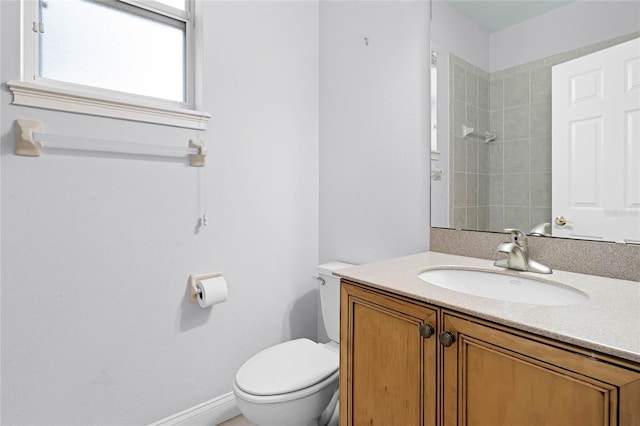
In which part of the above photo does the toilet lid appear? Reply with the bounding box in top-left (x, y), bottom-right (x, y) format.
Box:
top-left (235, 338), bottom-right (339, 396)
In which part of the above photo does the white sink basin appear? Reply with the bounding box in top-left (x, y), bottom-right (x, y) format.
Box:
top-left (418, 268), bottom-right (587, 306)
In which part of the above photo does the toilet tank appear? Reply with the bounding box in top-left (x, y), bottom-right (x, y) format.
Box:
top-left (318, 261), bottom-right (354, 343)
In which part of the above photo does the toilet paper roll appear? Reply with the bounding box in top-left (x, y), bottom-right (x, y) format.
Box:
top-left (197, 276), bottom-right (228, 308)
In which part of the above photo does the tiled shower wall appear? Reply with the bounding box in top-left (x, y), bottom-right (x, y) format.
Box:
top-left (449, 55), bottom-right (490, 230)
top-left (488, 60), bottom-right (552, 232)
top-left (449, 32), bottom-right (640, 233)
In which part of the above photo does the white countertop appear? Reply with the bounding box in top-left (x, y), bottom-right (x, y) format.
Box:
top-left (335, 252), bottom-right (640, 364)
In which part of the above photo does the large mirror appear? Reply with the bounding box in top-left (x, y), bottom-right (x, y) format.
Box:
top-left (430, 0), bottom-right (640, 244)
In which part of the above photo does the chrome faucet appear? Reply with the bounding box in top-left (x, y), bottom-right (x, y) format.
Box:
top-left (494, 229), bottom-right (552, 274)
top-left (529, 222), bottom-right (551, 237)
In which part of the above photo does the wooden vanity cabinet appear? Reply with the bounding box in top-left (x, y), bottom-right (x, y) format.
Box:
top-left (441, 312), bottom-right (640, 426)
top-left (340, 281), bottom-right (439, 425)
top-left (341, 280), bottom-right (640, 426)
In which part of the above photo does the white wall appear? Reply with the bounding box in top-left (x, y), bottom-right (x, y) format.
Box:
top-left (490, 0), bottom-right (640, 71)
top-left (2, 0), bottom-right (433, 423)
top-left (430, 0), bottom-right (640, 88)
top-left (319, 1), bottom-right (431, 266)
top-left (431, 0), bottom-right (490, 71)
top-left (1, 1), bottom-right (319, 424)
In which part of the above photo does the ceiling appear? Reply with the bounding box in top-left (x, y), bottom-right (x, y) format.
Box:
top-left (445, 1), bottom-right (575, 32)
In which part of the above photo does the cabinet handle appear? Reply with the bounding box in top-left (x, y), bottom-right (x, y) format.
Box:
top-left (439, 331), bottom-right (456, 347)
top-left (419, 323), bottom-right (435, 339)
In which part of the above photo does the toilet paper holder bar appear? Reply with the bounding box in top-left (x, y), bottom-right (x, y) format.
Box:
top-left (189, 272), bottom-right (223, 302)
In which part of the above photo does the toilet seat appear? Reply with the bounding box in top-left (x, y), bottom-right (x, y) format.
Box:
top-left (235, 338), bottom-right (338, 397)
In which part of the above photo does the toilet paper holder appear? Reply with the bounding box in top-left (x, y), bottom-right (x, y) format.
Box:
top-left (189, 272), bottom-right (223, 302)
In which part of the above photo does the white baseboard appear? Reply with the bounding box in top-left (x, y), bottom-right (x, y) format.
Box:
top-left (150, 392), bottom-right (240, 426)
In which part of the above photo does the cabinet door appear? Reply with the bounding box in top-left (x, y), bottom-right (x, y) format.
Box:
top-left (441, 313), bottom-right (640, 426)
top-left (341, 282), bottom-right (438, 426)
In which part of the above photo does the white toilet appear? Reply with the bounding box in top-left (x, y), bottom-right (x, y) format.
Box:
top-left (233, 261), bottom-right (353, 426)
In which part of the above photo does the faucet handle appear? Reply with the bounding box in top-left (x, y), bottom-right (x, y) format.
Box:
top-left (504, 228), bottom-right (528, 247)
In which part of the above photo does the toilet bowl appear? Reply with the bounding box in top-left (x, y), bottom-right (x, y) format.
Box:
top-left (233, 339), bottom-right (339, 426)
top-left (232, 262), bottom-right (353, 426)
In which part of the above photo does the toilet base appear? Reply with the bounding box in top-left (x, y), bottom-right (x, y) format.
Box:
top-left (318, 391), bottom-right (338, 426)
top-left (233, 371), bottom-right (338, 426)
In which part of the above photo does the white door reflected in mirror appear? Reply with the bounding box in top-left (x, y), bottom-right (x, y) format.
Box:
top-left (552, 38), bottom-right (640, 244)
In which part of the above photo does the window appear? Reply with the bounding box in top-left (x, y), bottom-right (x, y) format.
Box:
top-left (430, 47), bottom-right (439, 158)
top-left (9, 0), bottom-right (210, 129)
top-left (40, 0), bottom-right (186, 102)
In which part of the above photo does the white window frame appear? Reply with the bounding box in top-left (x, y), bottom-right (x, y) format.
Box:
top-left (8, 0), bottom-right (210, 130)
top-left (430, 47), bottom-right (440, 161)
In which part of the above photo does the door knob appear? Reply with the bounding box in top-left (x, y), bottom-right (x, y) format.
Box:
top-left (439, 331), bottom-right (456, 347)
top-left (419, 323), bottom-right (435, 339)
top-left (554, 216), bottom-right (571, 227)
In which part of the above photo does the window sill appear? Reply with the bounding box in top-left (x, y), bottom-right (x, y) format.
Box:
top-left (7, 80), bottom-right (211, 130)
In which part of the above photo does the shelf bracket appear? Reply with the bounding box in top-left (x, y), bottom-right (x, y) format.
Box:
top-left (15, 119), bottom-right (43, 156)
top-left (189, 138), bottom-right (207, 167)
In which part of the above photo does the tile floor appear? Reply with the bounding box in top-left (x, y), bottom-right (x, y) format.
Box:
top-left (218, 414), bottom-right (256, 426)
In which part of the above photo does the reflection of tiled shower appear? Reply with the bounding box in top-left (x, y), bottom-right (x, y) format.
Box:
top-left (448, 32), bottom-right (637, 233)
top-left (488, 62), bottom-right (552, 232)
top-left (450, 55), bottom-right (551, 231)
top-left (449, 54), bottom-right (551, 232)
top-left (449, 54), bottom-right (491, 231)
